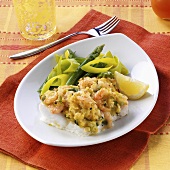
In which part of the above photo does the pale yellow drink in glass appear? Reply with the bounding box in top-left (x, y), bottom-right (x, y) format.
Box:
top-left (13, 0), bottom-right (57, 40)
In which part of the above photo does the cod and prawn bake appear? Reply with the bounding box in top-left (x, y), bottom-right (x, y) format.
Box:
top-left (38, 45), bottom-right (148, 136)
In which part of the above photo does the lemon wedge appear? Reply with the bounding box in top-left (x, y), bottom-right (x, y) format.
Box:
top-left (114, 71), bottom-right (149, 100)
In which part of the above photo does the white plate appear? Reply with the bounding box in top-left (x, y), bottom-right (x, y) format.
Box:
top-left (14, 33), bottom-right (159, 147)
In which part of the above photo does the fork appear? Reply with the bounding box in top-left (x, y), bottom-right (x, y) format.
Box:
top-left (9, 16), bottom-right (120, 59)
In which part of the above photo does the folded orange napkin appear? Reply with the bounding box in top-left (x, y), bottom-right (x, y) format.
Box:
top-left (0, 10), bottom-right (170, 170)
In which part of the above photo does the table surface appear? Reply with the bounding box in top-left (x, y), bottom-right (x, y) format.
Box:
top-left (0, 0), bottom-right (170, 170)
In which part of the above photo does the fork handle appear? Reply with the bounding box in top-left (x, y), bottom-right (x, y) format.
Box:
top-left (9, 32), bottom-right (80, 59)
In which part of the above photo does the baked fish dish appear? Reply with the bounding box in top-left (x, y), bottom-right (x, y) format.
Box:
top-left (39, 77), bottom-right (128, 136)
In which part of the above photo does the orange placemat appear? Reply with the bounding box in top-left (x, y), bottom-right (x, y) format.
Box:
top-left (0, 10), bottom-right (170, 170)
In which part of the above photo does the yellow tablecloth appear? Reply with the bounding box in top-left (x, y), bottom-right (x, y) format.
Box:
top-left (0, 0), bottom-right (170, 169)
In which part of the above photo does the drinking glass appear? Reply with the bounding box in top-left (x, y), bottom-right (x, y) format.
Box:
top-left (13, 0), bottom-right (57, 40)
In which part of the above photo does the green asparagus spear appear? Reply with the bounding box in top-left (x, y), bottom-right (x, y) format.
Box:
top-left (66, 44), bottom-right (105, 85)
top-left (67, 49), bottom-right (85, 64)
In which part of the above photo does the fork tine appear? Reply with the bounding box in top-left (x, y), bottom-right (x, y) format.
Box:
top-left (95, 16), bottom-right (117, 29)
top-left (99, 16), bottom-right (119, 31)
top-left (100, 19), bottom-right (120, 34)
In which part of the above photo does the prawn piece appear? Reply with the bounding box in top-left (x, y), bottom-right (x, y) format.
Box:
top-left (75, 91), bottom-right (96, 109)
top-left (43, 90), bottom-right (58, 105)
top-left (94, 88), bottom-right (109, 100)
top-left (78, 77), bottom-right (98, 91)
top-left (48, 102), bottom-right (65, 114)
top-left (97, 78), bottom-right (116, 90)
top-left (76, 96), bottom-right (93, 109)
top-left (103, 112), bottom-right (113, 128)
top-left (96, 100), bottom-right (111, 112)
top-left (94, 88), bottom-right (111, 112)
